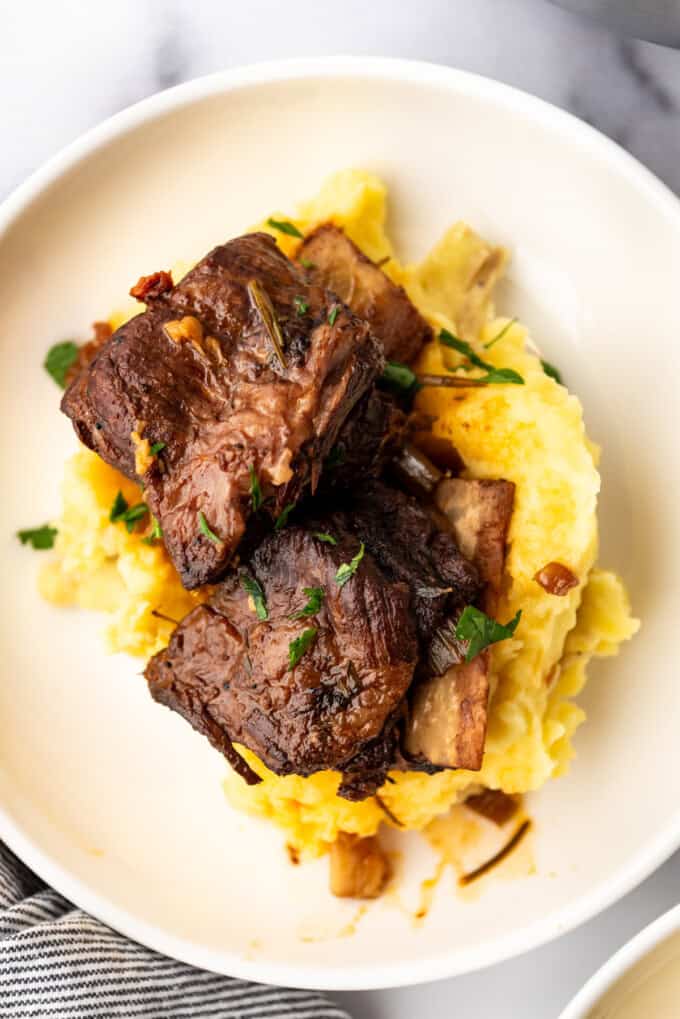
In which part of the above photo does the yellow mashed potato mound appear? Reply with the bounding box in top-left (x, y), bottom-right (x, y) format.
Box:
top-left (42, 170), bottom-right (639, 856)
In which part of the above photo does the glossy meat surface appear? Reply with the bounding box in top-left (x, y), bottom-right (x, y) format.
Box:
top-left (145, 524), bottom-right (418, 796)
top-left (62, 233), bottom-right (382, 588)
top-left (298, 224), bottom-right (432, 363)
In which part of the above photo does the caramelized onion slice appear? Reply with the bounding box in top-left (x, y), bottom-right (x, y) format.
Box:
top-left (534, 561), bottom-right (579, 596)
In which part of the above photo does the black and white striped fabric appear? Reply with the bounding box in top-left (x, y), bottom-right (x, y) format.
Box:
top-left (0, 844), bottom-right (350, 1019)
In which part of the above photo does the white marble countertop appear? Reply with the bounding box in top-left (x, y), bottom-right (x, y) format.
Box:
top-left (2, 3), bottom-right (679, 1017)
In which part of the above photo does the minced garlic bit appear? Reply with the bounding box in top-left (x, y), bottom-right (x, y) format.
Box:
top-left (163, 316), bottom-right (204, 346)
top-left (131, 420), bottom-right (154, 476)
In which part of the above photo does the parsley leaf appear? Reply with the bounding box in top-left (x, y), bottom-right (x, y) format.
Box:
top-left (109, 491), bottom-right (128, 521)
top-left (44, 341), bottom-right (79, 388)
top-left (142, 516), bottom-right (163, 545)
top-left (17, 524), bottom-right (57, 550)
top-left (335, 542), bottom-right (365, 588)
top-left (274, 502), bottom-right (296, 530)
top-left (328, 305), bottom-right (339, 327)
top-left (541, 359), bottom-right (563, 385)
top-left (300, 257), bottom-right (316, 269)
top-left (150, 441), bottom-right (165, 455)
top-left (313, 531), bottom-right (337, 545)
top-left (455, 606), bottom-right (522, 662)
top-left (240, 573), bottom-right (268, 620)
top-left (438, 328), bottom-right (524, 385)
top-left (485, 318), bottom-right (517, 349)
top-left (267, 217), bottom-right (303, 239)
top-left (288, 627), bottom-right (318, 669)
top-left (380, 360), bottom-right (420, 395)
top-left (440, 329), bottom-right (490, 370)
top-left (291, 587), bottom-right (325, 620)
top-left (249, 465), bottom-right (263, 511)
top-left (110, 491), bottom-right (149, 533)
top-left (475, 367), bottom-right (524, 385)
top-left (293, 296), bottom-right (309, 316)
top-left (198, 511), bottom-right (222, 544)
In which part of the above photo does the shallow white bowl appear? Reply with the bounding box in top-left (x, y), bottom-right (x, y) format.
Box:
top-left (559, 905), bottom-right (680, 1018)
top-left (0, 57), bottom-right (679, 991)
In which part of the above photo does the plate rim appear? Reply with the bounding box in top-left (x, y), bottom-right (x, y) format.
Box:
top-left (1, 55), bottom-right (680, 991)
top-left (558, 902), bottom-right (680, 1018)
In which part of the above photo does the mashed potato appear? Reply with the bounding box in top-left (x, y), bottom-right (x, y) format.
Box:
top-left (42, 170), bottom-right (639, 856)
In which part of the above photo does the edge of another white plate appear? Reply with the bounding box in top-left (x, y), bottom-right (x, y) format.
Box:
top-left (559, 903), bottom-right (680, 1018)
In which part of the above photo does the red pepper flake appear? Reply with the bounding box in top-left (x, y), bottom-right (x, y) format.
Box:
top-left (130, 270), bottom-right (174, 302)
top-left (534, 561), bottom-right (579, 596)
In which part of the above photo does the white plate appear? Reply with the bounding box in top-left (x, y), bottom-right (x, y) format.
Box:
top-left (559, 904), bottom-right (680, 1017)
top-left (0, 57), bottom-right (679, 991)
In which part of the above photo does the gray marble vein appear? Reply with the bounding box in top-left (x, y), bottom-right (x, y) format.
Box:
top-left (2, 0), bottom-right (679, 198)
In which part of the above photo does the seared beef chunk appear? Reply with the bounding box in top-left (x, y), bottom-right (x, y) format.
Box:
top-left (323, 389), bottom-right (408, 489)
top-left (403, 478), bottom-right (515, 772)
top-left (404, 654), bottom-right (490, 772)
top-left (298, 224), bottom-right (432, 363)
top-left (325, 480), bottom-right (481, 649)
top-left (434, 478), bottom-right (515, 615)
top-left (145, 524), bottom-right (418, 798)
top-left (62, 233), bottom-right (382, 588)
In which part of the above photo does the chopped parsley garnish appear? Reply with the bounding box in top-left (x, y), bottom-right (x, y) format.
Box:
top-left (44, 341), bottom-right (79, 388)
top-left (541, 359), bottom-right (563, 385)
top-left (249, 465), bottom-right (263, 511)
top-left (109, 491), bottom-right (128, 521)
top-left (17, 524), bottom-right (57, 550)
top-left (380, 360), bottom-right (419, 395)
top-left (110, 491), bottom-right (148, 533)
top-left (288, 627), bottom-right (318, 669)
top-left (291, 587), bottom-right (325, 620)
top-left (335, 542), bottom-right (365, 588)
top-left (455, 606), bottom-right (522, 662)
top-left (142, 516), bottom-right (163, 545)
top-left (240, 573), bottom-right (268, 621)
top-left (150, 441), bottom-right (165, 455)
top-left (439, 329), bottom-right (489, 370)
top-left (313, 531), bottom-right (337, 545)
top-left (300, 257), bottom-right (316, 269)
top-left (439, 328), bottom-right (524, 386)
top-left (198, 511), bottom-right (222, 544)
top-left (328, 305), bottom-right (339, 327)
top-left (274, 502), bottom-right (296, 530)
top-left (475, 367), bottom-right (524, 385)
top-left (293, 296), bottom-right (309, 316)
top-left (485, 318), bottom-right (517, 349)
top-left (267, 217), bottom-right (303, 239)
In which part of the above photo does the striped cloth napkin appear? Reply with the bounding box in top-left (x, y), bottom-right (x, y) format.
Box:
top-left (0, 844), bottom-right (350, 1019)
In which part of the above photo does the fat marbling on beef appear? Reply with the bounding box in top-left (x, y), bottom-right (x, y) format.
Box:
top-left (61, 233), bottom-right (383, 588)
